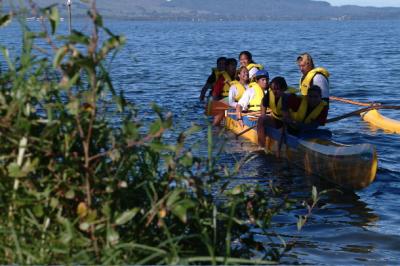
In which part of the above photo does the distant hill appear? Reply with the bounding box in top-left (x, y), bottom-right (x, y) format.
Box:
top-left (7, 0), bottom-right (400, 20)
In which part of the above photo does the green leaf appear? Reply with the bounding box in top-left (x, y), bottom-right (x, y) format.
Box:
top-left (166, 190), bottom-right (182, 208)
top-left (312, 186), bottom-right (318, 203)
top-left (65, 189), bottom-right (75, 199)
top-left (53, 46), bottom-right (68, 68)
top-left (66, 99), bottom-right (79, 115)
top-left (79, 222), bottom-right (90, 231)
top-left (48, 6), bottom-right (60, 34)
top-left (171, 199), bottom-right (195, 224)
top-left (50, 197), bottom-right (59, 209)
top-left (33, 205), bottom-right (44, 218)
top-left (60, 30), bottom-right (90, 45)
top-left (115, 208), bottom-right (140, 225)
top-left (7, 163), bottom-right (22, 178)
top-left (109, 149), bottom-right (121, 162)
top-left (0, 13), bottom-right (12, 27)
top-left (297, 215), bottom-right (306, 231)
top-left (107, 228), bottom-right (119, 245)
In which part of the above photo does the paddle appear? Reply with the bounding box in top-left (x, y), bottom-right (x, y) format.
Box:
top-left (234, 111), bottom-right (264, 138)
top-left (205, 100), bottom-right (229, 116)
top-left (235, 124), bottom-right (257, 138)
top-left (329, 96), bottom-right (377, 107)
top-left (326, 105), bottom-right (400, 123)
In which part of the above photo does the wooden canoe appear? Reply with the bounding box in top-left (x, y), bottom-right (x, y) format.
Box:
top-left (361, 110), bottom-right (400, 134)
top-left (225, 114), bottom-right (377, 190)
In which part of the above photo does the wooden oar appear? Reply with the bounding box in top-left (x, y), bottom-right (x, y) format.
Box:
top-left (329, 96), bottom-right (376, 107)
top-left (327, 105), bottom-right (400, 123)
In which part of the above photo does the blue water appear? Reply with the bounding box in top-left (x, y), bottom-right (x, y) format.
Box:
top-left (1, 18), bottom-right (400, 264)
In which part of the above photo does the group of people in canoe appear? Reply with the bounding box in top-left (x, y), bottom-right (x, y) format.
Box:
top-left (200, 51), bottom-right (330, 147)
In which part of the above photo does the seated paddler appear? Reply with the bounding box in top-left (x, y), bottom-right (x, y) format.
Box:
top-left (228, 66), bottom-right (250, 108)
top-left (212, 58), bottom-right (238, 101)
top-left (235, 70), bottom-right (269, 128)
top-left (257, 76), bottom-right (290, 147)
top-left (282, 85), bottom-right (329, 136)
top-left (239, 50), bottom-right (265, 81)
top-left (200, 56), bottom-right (227, 101)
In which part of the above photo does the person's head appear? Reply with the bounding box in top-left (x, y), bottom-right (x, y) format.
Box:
top-left (216, 57), bottom-right (227, 71)
top-left (237, 66), bottom-right (249, 83)
top-left (307, 85), bottom-right (322, 108)
top-left (225, 58), bottom-right (238, 77)
top-left (297, 53), bottom-right (315, 76)
top-left (269, 76), bottom-right (288, 99)
top-left (239, 51), bottom-right (254, 67)
top-left (255, 70), bottom-right (269, 90)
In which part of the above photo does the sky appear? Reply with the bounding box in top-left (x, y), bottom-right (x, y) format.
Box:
top-left (324, 0), bottom-right (400, 7)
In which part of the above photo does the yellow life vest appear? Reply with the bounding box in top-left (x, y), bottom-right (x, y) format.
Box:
top-left (299, 67), bottom-right (330, 96)
top-left (222, 72), bottom-right (232, 97)
top-left (268, 90), bottom-right (283, 120)
top-left (248, 82), bottom-right (265, 111)
top-left (230, 80), bottom-right (246, 101)
top-left (246, 63), bottom-right (264, 72)
top-left (290, 96), bottom-right (327, 124)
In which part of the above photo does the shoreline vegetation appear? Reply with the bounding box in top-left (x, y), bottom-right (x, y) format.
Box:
top-left (0, 2), bottom-right (325, 264)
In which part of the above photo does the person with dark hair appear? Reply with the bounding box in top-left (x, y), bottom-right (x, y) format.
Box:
top-left (239, 51), bottom-right (264, 80)
top-left (199, 57), bottom-right (226, 101)
top-left (211, 58), bottom-right (238, 101)
top-left (236, 70), bottom-right (269, 128)
top-left (228, 66), bottom-right (249, 108)
top-left (297, 53), bottom-right (330, 103)
top-left (256, 76), bottom-right (290, 146)
top-left (282, 85), bottom-right (329, 135)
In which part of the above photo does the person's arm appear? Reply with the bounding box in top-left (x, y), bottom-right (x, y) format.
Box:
top-left (228, 85), bottom-right (237, 108)
top-left (249, 67), bottom-right (258, 80)
top-left (199, 72), bottom-right (216, 101)
top-left (281, 93), bottom-right (291, 123)
top-left (260, 92), bottom-right (269, 116)
top-left (313, 74), bottom-right (329, 99)
top-left (200, 83), bottom-right (212, 101)
top-left (235, 104), bottom-right (244, 128)
top-left (237, 90), bottom-right (251, 112)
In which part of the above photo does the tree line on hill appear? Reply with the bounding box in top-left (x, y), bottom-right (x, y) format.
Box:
top-left (6, 0), bottom-right (400, 20)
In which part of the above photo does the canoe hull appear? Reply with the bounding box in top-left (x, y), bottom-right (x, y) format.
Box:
top-left (225, 115), bottom-right (377, 190)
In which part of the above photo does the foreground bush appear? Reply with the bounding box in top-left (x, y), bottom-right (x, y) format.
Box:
top-left (0, 2), bottom-right (299, 264)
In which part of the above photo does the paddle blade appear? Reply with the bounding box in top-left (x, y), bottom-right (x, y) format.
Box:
top-left (205, 100), bottom-right (229, 116)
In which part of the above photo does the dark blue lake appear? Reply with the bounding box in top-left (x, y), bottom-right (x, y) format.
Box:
top-left (1, 18), bottom-right (400, 264)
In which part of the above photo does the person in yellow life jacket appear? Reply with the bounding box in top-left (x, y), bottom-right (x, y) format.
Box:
top-left (199, 57), bottom-right (226, 101)
top-left (212, 58), bottom-right (237, 101)
top-left (282, 85), bottom-right (329, 135)
top-left (239, 51), bottom-right (264, 81)
top-left (297, 53), bottom-right (330, 103)
top-left (228, 66), bottom-right (249, 108)
top-left (256, 76), bottom-right (289, 147)
top-left (236, 70), bottom-right (269, 128)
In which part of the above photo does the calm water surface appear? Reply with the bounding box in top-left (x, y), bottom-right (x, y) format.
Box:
top-left (1, 18), bottom-right (400, 264)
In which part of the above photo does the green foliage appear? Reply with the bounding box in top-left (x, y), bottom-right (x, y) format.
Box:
top-left (0, 3), bottom-right (311, 264)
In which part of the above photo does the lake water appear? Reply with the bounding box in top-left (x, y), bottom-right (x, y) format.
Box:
top-left (1, 18), bottom-right (400, 264)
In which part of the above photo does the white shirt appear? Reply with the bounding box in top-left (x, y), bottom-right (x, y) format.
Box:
top-left (228, 83), bottom-right (249, 108)
top-left (248, 67), bottom-right (258, 80)
top-left (237, 87), bottom-right (257, 111)
top-left (313, 74), bottom-right (329, 99)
